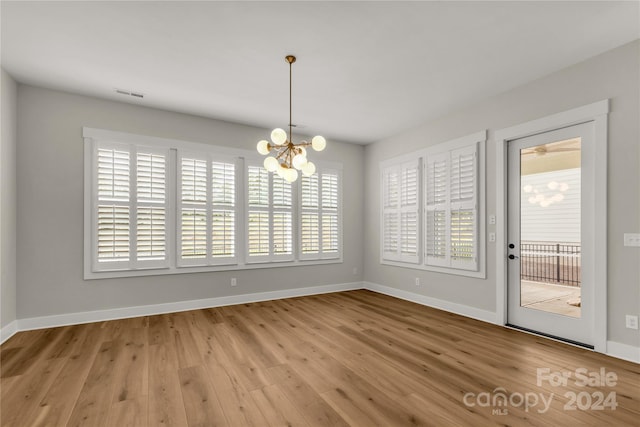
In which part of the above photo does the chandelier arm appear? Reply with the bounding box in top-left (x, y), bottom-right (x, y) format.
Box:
top-left (289, 57), bottom-right (293, 144)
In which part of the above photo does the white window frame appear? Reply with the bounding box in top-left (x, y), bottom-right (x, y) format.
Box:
top-left (424, 143), bottom-right (479, 271)
top-left (177, 150), bottom-right (239, 267)
top-left (245, 160), bottom-right (295, 264)
top-left (90, 140), bottom-right (171, 273)
top-left (298, 166), bottom-right (343, 261)
top-left (380, 130), bottom-right (486, 279)
top-left (84, 127), bottom-right (343, 279)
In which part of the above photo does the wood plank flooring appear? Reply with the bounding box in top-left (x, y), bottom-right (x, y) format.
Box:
top-left (1, 290), bottom-right (638, 426)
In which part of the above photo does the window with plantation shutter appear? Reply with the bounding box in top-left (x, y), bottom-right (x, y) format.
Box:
top-left (178, 152), bottom-right (237, 266)
top-left (424, 143), bottom-right (478, 271)
top-left (379, 131), bottom-right (485, 278)
top-left (92, 142), bottom-right (169, 271)
top-left (246, 164), bottom-right (294, 262)
top-left (299, 169), bottom-right (341, 260)
top-left (381, 160), bottom-right (420, 263)
top-left (84, 128), bottom-right (344, 279)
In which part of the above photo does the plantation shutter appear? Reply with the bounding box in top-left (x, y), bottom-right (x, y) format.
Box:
top-left (94, 143), bottom-right (169, 271)
top-left (424, 143), bottom-right (478, 271)
top-left (321, 172), bottom-right (339, 257)
top-left (300, 174), bottom-right (320, 257)
top-left (272, 175), bottom-right (293, 258)
top-left (179, 152), bottom-right (238, 266)
top-left (381, 161), bottom-right (419, 263)
top-left (449, 145), bottom-right (477, 270)
top-left (247, 166), bottom-right (270, 259)
top-left (179, 155), bottom-right (208, 264)
top-left (211, 161), bottom-right (236, 260)
top-left (96, 147), bottom-right (131, 266)
top-left (382, 167), bottom-right (399, 260)
top-left (399, 162), bottom-right (419, 263)
top-left (425, 153), bottom-right (449, 267)
top-left (136, 149), bottom-right (168, 267)
top-left (299, 169), bottom-right (341, 260)
top-left (247, 163), bottom-right (294, 262)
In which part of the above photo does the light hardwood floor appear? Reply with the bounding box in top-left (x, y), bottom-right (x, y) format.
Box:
top-left (1, 290), bottom-right (638, 426)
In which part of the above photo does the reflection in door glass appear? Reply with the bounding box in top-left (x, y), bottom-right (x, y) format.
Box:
top-left (520, 138), bottom-right (581, 318)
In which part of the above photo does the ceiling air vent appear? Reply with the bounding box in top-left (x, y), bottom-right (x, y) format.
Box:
top-left (114, 88), bottom-right (144, 99)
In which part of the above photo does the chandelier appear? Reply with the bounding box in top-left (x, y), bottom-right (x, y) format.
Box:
top-left (256, 55), bottom-right (326, 183)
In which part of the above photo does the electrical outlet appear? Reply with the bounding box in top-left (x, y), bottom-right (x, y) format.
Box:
top-left (623, 233), bottom-right (640, 247)
top-left (625, 315), bottom-right (638, 330)
top-left (231, 277), bottom-right (237, 287)
top-left (489, 232), bottom-right (496, 243)
top-left (415, 277), bottom-right (420, 286)
top-left (489, 215), bottom-right (496, 225)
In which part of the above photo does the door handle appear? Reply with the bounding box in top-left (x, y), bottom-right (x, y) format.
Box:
top-left (508, 254), bottom-right (519, 260)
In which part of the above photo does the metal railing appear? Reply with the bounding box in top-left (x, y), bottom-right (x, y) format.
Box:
top-left (520, 242), bottom-right (581, 287)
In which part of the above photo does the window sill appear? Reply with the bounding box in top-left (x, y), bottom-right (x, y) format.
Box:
top-left (85, 257), bottom-right (343, 280)
top-left (380, 259), bottom-right (486, 279)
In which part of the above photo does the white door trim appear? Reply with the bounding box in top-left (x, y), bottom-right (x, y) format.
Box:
top-left (494, 100), bottom-right (609, 353)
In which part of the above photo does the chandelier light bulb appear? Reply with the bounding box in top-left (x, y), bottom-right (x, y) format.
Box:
top-left (299, 146), bottom-right (307, 157)
top-left (302, 161), bottom-right (316, 177)
top-left (264, 156), bottom-right (279, 172)
top-left (311, 135), bottom-right (326, 151)
top-left (271, 128), bottom-right (287, 146)
top-left (292, 153), bottom-right (307, 170)
top-left (284, 168), bottom-right (299, 183)
top-left (257, 140), bottom-right (270, 155)
top-left (276, 164), bottom-right (287, 178)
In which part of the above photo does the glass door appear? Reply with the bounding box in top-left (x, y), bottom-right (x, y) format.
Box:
top-left (507, 122), bottom-right (594, 346)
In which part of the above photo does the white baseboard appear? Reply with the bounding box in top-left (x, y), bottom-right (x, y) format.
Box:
top-left (11, 282), bottom-right (363, 337)
top-left (363, 281), bottom-right (497, 324)
top-left (0, 320), bottom-right (18, 344)
top-left (606, 340), bottom-right (640, 364)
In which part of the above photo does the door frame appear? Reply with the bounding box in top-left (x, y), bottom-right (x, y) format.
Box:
top-left (494, 100), bottom-right (609, 353)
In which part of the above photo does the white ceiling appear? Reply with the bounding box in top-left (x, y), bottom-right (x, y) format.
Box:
top-left (2, 1), bottom-right (638, 144)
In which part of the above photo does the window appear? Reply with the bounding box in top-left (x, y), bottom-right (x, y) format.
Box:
top-left (246, 164), bottom-right (293, 262)
top-left (425, 144), bottom-right (478, 271)
top-left (299, 169), bottom-right (341, 260)
top-left (380, 131), bottom-right (485, 278)
top-left (92, 142), bottom-right (169, 272)
top-left (178, 152), bottom-right (237, 266)
top-left (381, 160), bottom-right (419, 264)
top-left (84, 127), bottom-right (342, 279)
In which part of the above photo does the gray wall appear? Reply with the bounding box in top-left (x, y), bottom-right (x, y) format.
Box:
top-left (364, 41), bottom-right (639, 348)
top-left (1, 69), bottom-right (18, 329)
top-left (16, 85), bottom-right (364, 319)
